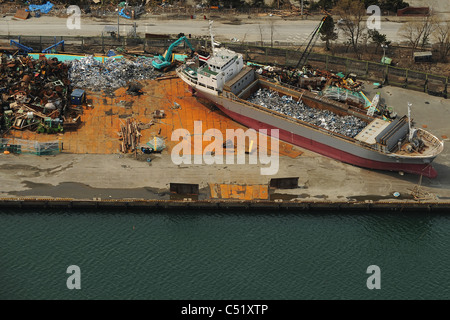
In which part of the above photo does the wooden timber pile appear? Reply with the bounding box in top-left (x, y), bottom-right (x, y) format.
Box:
top-left (119, 118), bottom-right (141, 156)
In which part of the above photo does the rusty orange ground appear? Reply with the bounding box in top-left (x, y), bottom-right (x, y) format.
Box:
top-left (209, 183), bottom-right (269, 200)
top-left (5, 77), bottom-right (303, 157)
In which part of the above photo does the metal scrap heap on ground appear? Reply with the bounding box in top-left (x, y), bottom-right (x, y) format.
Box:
top-left (0, 54), bottom-right (71, 134)
top-left (69, 56), bottom-right (161, 92)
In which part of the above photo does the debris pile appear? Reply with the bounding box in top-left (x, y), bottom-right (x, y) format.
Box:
top-left (28, 1), bottom-right (54, 14)
top-left (126, 82), bottom-right (144, 96)
top-left (119, 6), bottom-right (144, 19)
top-left (247, 88), bottom-right (367, 138)
top-left (321, 86), bottom-right (367, 108)
top-left (251, 63), bottom-right (398, 120)
top-left (252, 64), bottom-right (364, 93)
top-left (119, 118), bottom-right (141, 155)
top-left (69, 56), bottom-right (160, 92)
top-left (0, 55), bottom-right (72, 134)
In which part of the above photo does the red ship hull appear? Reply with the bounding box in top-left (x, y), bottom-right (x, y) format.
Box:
top-left (213, 101), bottom-right (438, 178)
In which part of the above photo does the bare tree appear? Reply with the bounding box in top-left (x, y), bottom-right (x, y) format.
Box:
top-left (420, 15), bottom-right (438, 49)
top-left (399, 21), bottom-right (424, 53)
top-left (399, 15), bottom-right (438, 55)
top-left (270, 20), bottom-right (275, 48)
top-left (434, 18), bottom-right (450, 62)
top-left (335, 0), bottom-right (366, 58)
top-left (258, 23), bottom-right (264, 46)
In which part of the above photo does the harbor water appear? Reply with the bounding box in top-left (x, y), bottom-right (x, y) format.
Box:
top-left (1, 208), bottom-right (449, 299)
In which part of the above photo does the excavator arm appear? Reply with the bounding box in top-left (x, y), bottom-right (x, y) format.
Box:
top-left (152, 36), bottom-right (195, 70)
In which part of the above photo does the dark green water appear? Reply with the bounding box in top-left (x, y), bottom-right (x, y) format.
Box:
top-left (0, 209), bottom-right (449, 299)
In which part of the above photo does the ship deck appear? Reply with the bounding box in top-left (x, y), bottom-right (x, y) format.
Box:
top-left (235, 78), bottom-right (444, 160)
top-left (354, 119), bottom-right (391, 145)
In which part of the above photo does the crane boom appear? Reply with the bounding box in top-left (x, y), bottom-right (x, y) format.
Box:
top-left (295, 16), bottom-right (327, 69)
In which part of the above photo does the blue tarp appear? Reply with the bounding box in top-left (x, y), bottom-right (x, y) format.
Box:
top-left (106, 50), bottom-right (116, 57)
top-left (27, 1), bottom-right (54, 14)
top-left (119, 8), bottom-right (131, 19)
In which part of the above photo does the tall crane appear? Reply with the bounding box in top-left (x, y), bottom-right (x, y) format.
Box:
top-left (295, 15), bottom-right (327, 69)
top-left (152, 36), bottom-right (195, 70)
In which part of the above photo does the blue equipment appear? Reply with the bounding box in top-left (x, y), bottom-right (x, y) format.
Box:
top-left (119, 8), bottom-right (131, 19)
top-left (10, 39), bottom-right (33, 54)
top-left (42, 40), bottom-right (65, 53)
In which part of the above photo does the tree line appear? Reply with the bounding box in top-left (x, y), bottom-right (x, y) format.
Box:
top-left (318, 0), bottom-right (449, 62)
top-left (21, 0), bottom-right (449, 62)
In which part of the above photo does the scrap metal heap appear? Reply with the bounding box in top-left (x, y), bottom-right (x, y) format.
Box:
top-left (247, 88), bottom-right (367, 138)
top-left (252, 64), bottom-right (398, 120)
top-left (69, 56), bottom-right (161, 92)
top-left (0, 55), bottom-right (72, 134)
top-left (254, 65), bottom-right (364, 92)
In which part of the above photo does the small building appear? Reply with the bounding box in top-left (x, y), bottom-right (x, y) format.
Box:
top-left (397, 7), bottom-right (430, 16)
top-left (70, 89), bottom-right (86, 105)
top-left (413, 51), bottom-right (432, 63)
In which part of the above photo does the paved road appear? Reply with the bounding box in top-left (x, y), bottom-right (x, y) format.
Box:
top-left (0, 15), bottom-right (407, 45)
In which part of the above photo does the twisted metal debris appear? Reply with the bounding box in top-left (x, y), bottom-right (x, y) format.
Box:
top-left (0, 55), bottom-right (70, 134)
top-left (247, 88), bottom-right (367, 138)
top-left (68, 56), bottom-right (160, 92)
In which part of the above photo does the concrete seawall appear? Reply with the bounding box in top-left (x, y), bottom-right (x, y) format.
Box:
top-left (1, 198), bottom-right (449, 212)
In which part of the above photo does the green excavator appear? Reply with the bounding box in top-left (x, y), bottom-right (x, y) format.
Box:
top-left (152, 36), bottom-right (195, 70)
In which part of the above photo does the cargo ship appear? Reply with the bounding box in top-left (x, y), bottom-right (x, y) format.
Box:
top-left (175, 27), bottom-right (444, 178)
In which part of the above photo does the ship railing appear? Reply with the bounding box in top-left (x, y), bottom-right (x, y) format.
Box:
top-left (177, 65), bottom-right (200, 86)
top-left (258, 75), bottom-right (302, 93)
top-left (314, 95), bottom-right (373, 121)
top-left (415, 128), bottom-right (445, 157)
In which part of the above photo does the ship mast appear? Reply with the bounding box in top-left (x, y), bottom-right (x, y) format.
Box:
top-left (209, 20), bottom-right (215, 57)
top-left (408, 102), bottom-right (414, 141)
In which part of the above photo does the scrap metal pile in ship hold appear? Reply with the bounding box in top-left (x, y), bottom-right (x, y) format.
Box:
top-left (250, 63), bottom-right (397, 120)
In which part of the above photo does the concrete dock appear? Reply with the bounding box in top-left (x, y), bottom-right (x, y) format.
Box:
top-left (1, 76), bottom-right (449, 210)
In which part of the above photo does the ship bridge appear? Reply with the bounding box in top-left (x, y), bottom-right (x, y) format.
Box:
top-left (356, 116), bottom-right (410, 152)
